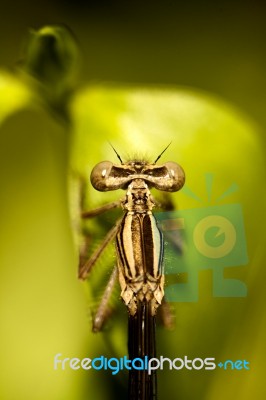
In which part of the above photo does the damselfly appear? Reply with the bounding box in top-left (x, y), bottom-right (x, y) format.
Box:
top-left (78, 145), bottom-right (185, 400)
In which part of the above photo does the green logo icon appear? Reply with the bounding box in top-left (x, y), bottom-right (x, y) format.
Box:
top-left (156, 174), bottom-right (248, 302)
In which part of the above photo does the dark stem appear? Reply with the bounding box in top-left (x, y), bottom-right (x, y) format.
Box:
top-left (128, 300), bottom-right (157, 400)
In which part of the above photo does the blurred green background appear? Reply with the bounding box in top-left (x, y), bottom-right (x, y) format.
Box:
top-left (0, 1), bottom-right (266, 400)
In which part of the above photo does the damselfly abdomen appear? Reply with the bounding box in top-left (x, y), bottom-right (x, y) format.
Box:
top-left (79, 150), bottom-right (185, 400)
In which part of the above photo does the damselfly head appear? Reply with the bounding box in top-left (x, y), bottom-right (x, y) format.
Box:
top-left (90, 159), bottom-right (185, 193)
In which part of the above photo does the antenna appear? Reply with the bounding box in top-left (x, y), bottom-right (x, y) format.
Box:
top-left (108, 142), bottom-right (123, 164)
top-left (153, 142), bottom-right (172, 164)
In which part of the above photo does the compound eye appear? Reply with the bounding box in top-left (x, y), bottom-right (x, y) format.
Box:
top-left (90, 161), bottom-right (114, 191)
top-left (164, 162), bottom-right (185, 191)
top-left (152, 161), bottom-right (185, 192)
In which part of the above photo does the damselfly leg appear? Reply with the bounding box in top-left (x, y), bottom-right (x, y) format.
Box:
top-left (78, 197), bottom-right (122, 330)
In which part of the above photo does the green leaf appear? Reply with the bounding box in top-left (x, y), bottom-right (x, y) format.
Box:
top-left (0, 70), bottom-right (31, 123)
top-left (70, 83), bottom-right (266, 398)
